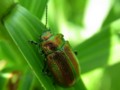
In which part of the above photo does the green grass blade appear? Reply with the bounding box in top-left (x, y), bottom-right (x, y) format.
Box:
top-left (75, 27), bottom-right (111, 74)
top-left (0, 0), bottom-right (14, 20)
top-left (2, 4), bottom-right (86, 90)
top-left (75, 19), bottom-right (120, 74)
top-left (18, 68), bottom-right (34, 90)
top-left (19, 0), bottom-right (48, 19)
top-left (3, 4), bottom-right (54, 90)
top-left (102, 0), bottom-right (120, 27)
top-left (0, 75), bottom-right (7, 90)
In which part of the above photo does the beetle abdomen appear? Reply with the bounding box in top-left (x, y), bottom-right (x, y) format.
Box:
top-left (62, 41), bottom-right (80, 78)
top-left (47, 51), bottom-right (76, 86)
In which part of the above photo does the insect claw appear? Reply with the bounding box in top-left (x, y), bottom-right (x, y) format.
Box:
top-left (74, 51), bottom-right (78, 55)
top-left (28, 40), bottom-right (38, 45)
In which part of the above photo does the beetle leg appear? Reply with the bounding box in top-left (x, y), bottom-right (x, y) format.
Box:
top-left (28, 40), bottom-right (38, 45)
top-left (42, 60), bottom-right (52, 77)
top-left (74, 51), bottom-right (78, 55)
top-left (52, 81), bottom-right (57, 86)
top-left (42, 59), bottom-right (49, 74)
top-left (29, 40), bottom-right (43, 54)
top-left (38, 47), bottom-right (44, 55)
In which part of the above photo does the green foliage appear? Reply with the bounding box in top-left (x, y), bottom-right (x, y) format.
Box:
top-left (0, 0), bottom-right (120, 90)
top-left (0, 0), bottom-right (14, 20)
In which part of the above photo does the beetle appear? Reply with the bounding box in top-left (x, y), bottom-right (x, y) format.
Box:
top-left (31, 30), bottom-right (80, 87)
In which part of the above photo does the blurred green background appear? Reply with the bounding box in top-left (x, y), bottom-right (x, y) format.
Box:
top-left (0, 0), bottom-right (120, 90)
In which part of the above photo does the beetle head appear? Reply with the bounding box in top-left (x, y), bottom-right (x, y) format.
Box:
top-left (41, 30), bottom-right (53, 41)
top-left (41, 34), bottom-right (64, 54)
top-left (42, 41), bottom-right (57, 54)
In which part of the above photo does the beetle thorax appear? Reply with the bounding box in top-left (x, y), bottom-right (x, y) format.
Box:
top-left (42, 41), bottom-right (57, 54)
top-left (41, 31), bottom-right (52, 40)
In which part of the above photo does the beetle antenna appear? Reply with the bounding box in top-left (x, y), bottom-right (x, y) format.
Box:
top-left (45, 5), bottom-right (48, 28)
